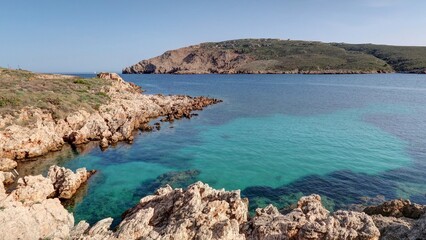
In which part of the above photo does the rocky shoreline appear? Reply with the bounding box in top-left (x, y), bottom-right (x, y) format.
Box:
top-left (0, 168), bottom-right (425, 240)
top-left (0, 72), bottom-right (221, 160)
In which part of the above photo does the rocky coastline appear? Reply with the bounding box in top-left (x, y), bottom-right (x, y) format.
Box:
top-left (0, 168), bottom-right (425, 240)
top-left (0, 72), bottom-right (221, 160)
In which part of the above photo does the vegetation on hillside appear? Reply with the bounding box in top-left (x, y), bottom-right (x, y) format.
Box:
top-left (333, 43), bottom-right (426, 73)
top-left (200, 39), bottom-right (426, 73)
top-left (0, 68), bottom-right (110, 120)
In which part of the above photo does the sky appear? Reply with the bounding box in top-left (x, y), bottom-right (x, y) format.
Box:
top-left (1, 0), bottom-right (425, 73)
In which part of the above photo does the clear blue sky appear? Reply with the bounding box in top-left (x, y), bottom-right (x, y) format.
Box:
top-left (1, 0), bottom-right (425, 73)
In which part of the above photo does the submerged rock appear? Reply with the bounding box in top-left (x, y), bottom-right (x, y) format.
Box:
top-left (48, 165), bottom-right (96, 199)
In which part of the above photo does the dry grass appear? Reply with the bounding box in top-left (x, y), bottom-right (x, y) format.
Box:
top-left (0, 68), bottom-right (111, 120)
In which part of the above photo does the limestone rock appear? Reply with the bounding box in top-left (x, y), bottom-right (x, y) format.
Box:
top-left (371, 215), bottom-right (414, 240)
top-left (0, 173), bottom-right (74, 240)
top-left (0, 198), bottom-right (74, 240)
top-left (364, 199), bottom-right (426, 219)
top-left (245, 194), bottom-right (380, 240)
top-left (0, 158), bottom-right (17, 171)
top-left (11, 175), bottom-right (54, 204)
top-left (0, 73), bottom-right (221, 160)
top-left (48, 165), bottom-right (95, 199)
top-left (108, 181), bottom-right (248, 239)
top-left (97, 72), bottom-right (123, 82)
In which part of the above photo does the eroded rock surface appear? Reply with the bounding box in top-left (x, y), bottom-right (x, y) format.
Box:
top-left (119, 182), bottom-right (247, 239)
top-left (0, 174), bottom-right (425, 239)
top-left (364, 199), bottom-right (426, 219)
top-left (48, 165), bottom-right (96, 199)
top-left (0, 174), bottom-right (73, 240)
top-left (364, 199), bottom-right (426, 240)
top-left (245, 194), bottom-right (380, 240)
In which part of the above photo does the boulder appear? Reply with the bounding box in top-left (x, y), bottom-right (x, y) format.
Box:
top-left (48, 165), bottom-right (96, 199)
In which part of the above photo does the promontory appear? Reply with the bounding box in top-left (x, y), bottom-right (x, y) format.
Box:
top-left (123, 39), bottom-right (426, 74)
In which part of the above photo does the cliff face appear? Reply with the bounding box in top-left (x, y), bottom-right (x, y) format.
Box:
top-left (123, 45), bottom-right (253, 74)
top-left (123, 39), bottom-right (426, 74)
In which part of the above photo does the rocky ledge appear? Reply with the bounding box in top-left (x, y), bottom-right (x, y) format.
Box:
top-left (1, 173), bottom-right (425, 240)
top-left (0, 73), bottom-right (221, 160)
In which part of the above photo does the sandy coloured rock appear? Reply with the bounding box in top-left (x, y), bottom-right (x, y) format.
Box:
top-left (244, 194), bottom-right (380, 240)
top-left (0, 73), bottom-right (221, 160)
top-left (48, 165), bottom-right (96, 199)
top-left (0, 158), bottom-right (17, 171)
top-left (0, 174), bottom-right (73, 240)
top-left (364, 199), bottom-right (426, 219)
top-left (0, 175), bottom-right (425, 240)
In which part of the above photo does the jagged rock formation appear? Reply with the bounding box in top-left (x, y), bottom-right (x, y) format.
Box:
top-left (364, 199), bottom-right (425, 219)
top-left (72, 182), bottom-right (383, 240)
top-left (0, 72), bottom-right (221, 160)
top-left (364, 200), bottom-right (426, 239)
top-left (245, 195), bottom-right (380, 240)
top-left (123, 39), bottom-right (426, 74)
top-left (48, 165), bottom-right (96, 199)
top-left (0, 174), bottom-right (74, 240)
top-left (0, 177), bottom-right (425, 240)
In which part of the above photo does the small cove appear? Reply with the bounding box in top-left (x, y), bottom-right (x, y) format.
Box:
top-left (18, 74), bottom-right (426, 225)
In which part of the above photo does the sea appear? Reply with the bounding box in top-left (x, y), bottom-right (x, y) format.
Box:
top-left (19, 74), bottom-right (426, 226)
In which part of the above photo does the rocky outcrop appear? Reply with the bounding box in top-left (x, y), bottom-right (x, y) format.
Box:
top-left (48, 165), bottom-right (96, 199)
top-left (123, 45), bottom-right (253, 74)
top-left (364, 199), bottom-right (425, 219)
top-left (364, 199), bottom-right (426, 239)
top-left (245, 195), bottom-right (380, 240)
top-left (0, 177), bottom-right (425, 240)
top-left (73, 181), bottom-right (248, 239)
top-left (0, 174), bottom-right (74, 240)
top-left (0, 73), bottom-right (221, 160)
top-left (71, 183), bottom-right (385, 240)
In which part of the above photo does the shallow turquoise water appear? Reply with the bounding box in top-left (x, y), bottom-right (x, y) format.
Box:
top-left (21, 74), bottom-right (426, 225)
top-left (189, 108), bottom-right (412, 190)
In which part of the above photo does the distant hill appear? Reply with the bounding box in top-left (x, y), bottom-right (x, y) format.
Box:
top-left (122, 39), bottom-right (426, 74)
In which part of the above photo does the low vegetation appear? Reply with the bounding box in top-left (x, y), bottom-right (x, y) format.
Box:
top-left (201, 39), bottom-right (426, 73)
top-left (0, 68), bottom-right (111, 120)
top-left (333, 43), bottom-right (426, 73)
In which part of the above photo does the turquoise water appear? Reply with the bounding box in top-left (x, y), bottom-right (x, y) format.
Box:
top-left (20, 74), bottom-right (426, 225)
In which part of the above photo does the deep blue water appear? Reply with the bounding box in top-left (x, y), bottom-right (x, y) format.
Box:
top-left (22, 74), bottom-right (426, 225)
